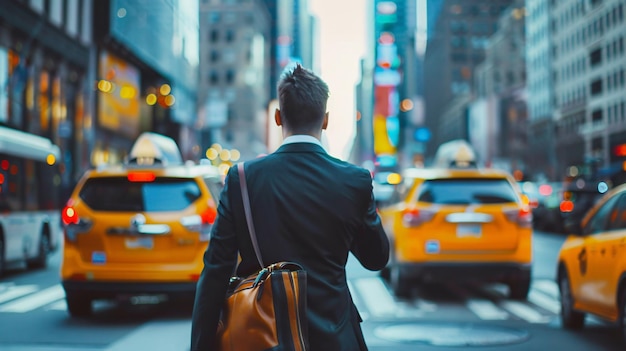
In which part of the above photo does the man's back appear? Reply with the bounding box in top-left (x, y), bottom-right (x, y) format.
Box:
top-left (191, 64), bottom-right (389, 351)
top-left (231, 143), bottom-right (388, 349)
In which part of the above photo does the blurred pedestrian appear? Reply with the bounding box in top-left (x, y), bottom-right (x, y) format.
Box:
top-left (191, 64), bottom-right (389, 350)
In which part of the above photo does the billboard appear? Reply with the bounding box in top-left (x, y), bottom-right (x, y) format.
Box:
top-left (98, 51), bottom-right (140, 138)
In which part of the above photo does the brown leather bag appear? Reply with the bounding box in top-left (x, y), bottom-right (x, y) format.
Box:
top-left (216, 163), bottom-right (309, 351)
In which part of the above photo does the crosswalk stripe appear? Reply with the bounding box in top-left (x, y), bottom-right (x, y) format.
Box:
top-left (528, 290), bottom-right (560, 314)
top-left (0, 285), bottom-right (65, 313)
top-left (467, 299), bottom-right (508, 320)
top-left (353, 277), bottom-right (396, 317)
top-left (533, 280), bottom-right (559, 299)
top-left (45, 299), bottom-right (67, 311)
top-left (502, 301), bottom-right (551, 323)
top-left (0, 285), bottom-right (39, 304)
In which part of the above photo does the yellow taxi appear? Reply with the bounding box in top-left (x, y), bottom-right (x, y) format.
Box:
top-left (557, 183), bottom-right (626, 342)
top-left (379, 140), bottom-right (533, 298)
top-left (61, 133), bottom-right (223, 317)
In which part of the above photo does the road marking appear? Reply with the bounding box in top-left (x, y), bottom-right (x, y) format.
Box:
top-left (353, 277), bottom-right (397, 317)
top-left (502, 301), bottom-right (551, 323)
top-left (0, 285), bottom-right (65, 313)
top-left (0, 285), bottom-right (38, 304)
top-left (528, 290), bottom-right (560, 314)
top-left (533, 280), bottom-right (559, 299)
top-left (467, 299), bottom-right (508, 320)
top-left (45, 299), bottom-right (67, 311)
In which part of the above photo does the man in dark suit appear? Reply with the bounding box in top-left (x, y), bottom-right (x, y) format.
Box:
top-left (191, 64), bottom-right (390, 350)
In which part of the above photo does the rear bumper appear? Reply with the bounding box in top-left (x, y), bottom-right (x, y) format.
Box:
top-left (62, 280), bottom-right (197, 299)
top-left (395, 262), bottom-right (531, 283)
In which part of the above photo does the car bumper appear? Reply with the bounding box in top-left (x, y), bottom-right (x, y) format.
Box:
top-left (395, 262), bottom-right (531, 283)
top-left (62, 280), bottom-right (197, 300)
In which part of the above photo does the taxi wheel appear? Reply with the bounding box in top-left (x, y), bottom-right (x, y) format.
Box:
top-left (559, 272), bottom-right (585, 330)
top-left (390, 265), bottom-right (411, 298)
top-left (66, 294), bottom-right (93, 317)
top-left (619, 288), bottom-right (626, 345)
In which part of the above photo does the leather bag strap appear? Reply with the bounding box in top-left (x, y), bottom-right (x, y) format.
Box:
top-left (237, 163), bottom-right (264, 268)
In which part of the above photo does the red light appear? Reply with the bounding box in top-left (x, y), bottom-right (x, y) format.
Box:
top-left (201, 206), bottom-right (217, 225)
top-left (1, 160), bottom-right (8, 170)
top-left (378, 61), bottom-right (391, 69)
top-left (538, 184), bottom-right (552, 196)
top-left (9, 165), bottom-right (18, 175)
top-left (615, 144), bottom-right (626, 156)
top-left (560, 200), bottom-right (574, 213)
top-left (378, 32), bottom-right (395, 44)
top-left (62, 205), bottom-right (79, 225)
top-left (189, 274), bottom-right (200, 281)
top-left (0, 173), bottom-right (4, 184)
top-left (127, 172), bottom-right (156, 182)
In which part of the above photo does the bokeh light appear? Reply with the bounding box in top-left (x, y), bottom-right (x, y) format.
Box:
top-left (46, 154), bottom-right (56, 165)
top-left (146, 93), bottom-right (157, 105)
top-left (160, 84), bottom-right (171, 96)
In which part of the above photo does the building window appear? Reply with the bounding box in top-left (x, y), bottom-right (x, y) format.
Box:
top-left (210, 50), bottom-right (219, 63)
top-left (591, 78), bottom-right (603, 95)
top-left (208, 12), bottom-right (220, 23)
top-left (592, 109), bottom-right (603, 122)
top-left (225, 70), bottom-right (235, 84)
top-left (210, 29), bottom-right (219, 42)
top-left (589, 48), bottom-right (602, 67)
top-left (225, 30), bottom-right (235, 43)
top-left (209, 71), bottom-right (219, 85)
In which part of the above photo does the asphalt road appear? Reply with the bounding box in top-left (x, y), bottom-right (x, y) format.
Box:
top-left (0, 230), bottom-right (623, 351)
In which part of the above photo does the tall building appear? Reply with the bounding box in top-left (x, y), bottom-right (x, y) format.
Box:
top-left (0, 0), bottom-right (94, 197)
top-left (552, 0), bottom-right (626, 183)
top-left (423, 0), bottom-right (514, 158)
top-left (369, 0), bottom-right (418, 171)
top-left (92, 0), bottom-right (200, 163)
top-left (198, 0), bottom-right (271, 161)
top-left (525, 0), bottom-right (556, 180)
top-left (263, 0), bottom-right (317, 100)
top-left (471, 0), bottom-right (527, 173)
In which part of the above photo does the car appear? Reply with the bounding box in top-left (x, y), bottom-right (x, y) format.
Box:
top-left (556, 183), bottom-right (626, 343)
top-left (60, 133), bottom-right (223, 317)
top-left (379, 140), bottom-right (533, 299)
top-left (372, 171), bottom-right (402, 206)
top-left (524, 182), bottom-right (564, 232)
top-left (559, 179), bottom-right (607, 233)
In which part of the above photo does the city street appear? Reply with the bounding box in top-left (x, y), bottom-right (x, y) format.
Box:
top-left (0, 230), bottom-right (623, 351)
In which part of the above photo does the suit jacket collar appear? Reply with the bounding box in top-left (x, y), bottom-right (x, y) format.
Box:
top-left (275, 142), bottom-right (327, 154)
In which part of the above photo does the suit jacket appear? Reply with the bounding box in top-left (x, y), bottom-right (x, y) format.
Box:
top-left (191, 142), bottom-right (390, 351)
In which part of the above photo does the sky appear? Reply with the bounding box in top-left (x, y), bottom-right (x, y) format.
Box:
top-left (309, 1), bottom-right (367, 160)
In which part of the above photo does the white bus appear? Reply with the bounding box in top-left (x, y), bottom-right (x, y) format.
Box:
top-left (0, 126), bottom-right (62, 276)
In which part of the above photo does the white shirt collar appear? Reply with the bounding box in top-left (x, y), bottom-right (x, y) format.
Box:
top-left (281, 135), bottom-right (325, 149)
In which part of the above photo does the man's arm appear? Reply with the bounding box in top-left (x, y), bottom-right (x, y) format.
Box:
top-left (191, 166), bottom-right (240, 350)
top-left (350, 170), bottom-right (390, 271)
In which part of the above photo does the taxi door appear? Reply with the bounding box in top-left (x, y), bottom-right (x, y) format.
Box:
top-left (577, 193), bottom-right (621, 313)
top-left (592, 194), bottom-right (626, 319)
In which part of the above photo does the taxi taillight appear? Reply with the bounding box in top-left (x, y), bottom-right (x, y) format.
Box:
top-left (201, 206), bottom-right (217, 225)
top-left (560, 200), bottom-right (574, 213)
top-left (62, 205), bottom-right (79, 225)
top-left (402, 207), bottom-right (435, 227)
top-left (127, 172), bottom-right (156, 182)
top-left (504, 207), bottom-right (533, 228)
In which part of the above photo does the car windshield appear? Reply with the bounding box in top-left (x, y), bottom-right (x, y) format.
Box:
top-left (79, 177), bottom-right (201, 212)
top-left (416, 178), bottom-right (518, 205)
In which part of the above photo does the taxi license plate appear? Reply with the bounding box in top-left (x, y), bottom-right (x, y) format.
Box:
top-left (125, 237), bottom-right (154, 249)
top-left (457, 224), bottom-right (482, 237)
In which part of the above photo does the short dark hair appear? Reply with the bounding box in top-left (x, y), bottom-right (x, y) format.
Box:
top-left (277, 64), bottom-right (329, 134)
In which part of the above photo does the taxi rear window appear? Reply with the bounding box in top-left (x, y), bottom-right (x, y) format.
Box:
top-left (79, 177), bottom-right (201, 212)
top-left (416, 178), bottom-right (517, 204)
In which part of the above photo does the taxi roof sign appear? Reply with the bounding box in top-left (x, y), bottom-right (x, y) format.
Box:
top-left (126, 132), bottom-right (183, 167)
top-left (433, 139), bottom-right (477, 169)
